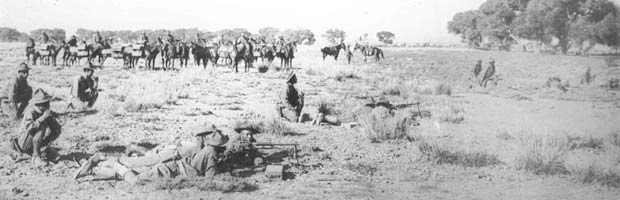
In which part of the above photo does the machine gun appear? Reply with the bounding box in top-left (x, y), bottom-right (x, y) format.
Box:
top-left (222, 132), bottom-right (300, 168)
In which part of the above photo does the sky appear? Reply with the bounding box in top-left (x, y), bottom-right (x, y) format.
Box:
top-left (0, 0), bottom-right (488, 44)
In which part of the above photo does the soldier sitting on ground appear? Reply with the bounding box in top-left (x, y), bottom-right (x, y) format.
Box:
top-left (1, 63), bottom-right (33, 120)
top-left (67, 63), bottom-right (99, 110)
top-left (9, 89), bottom-right (62, 166)
top-left (473, 59), bottom-right (482, 77)
top-left (73, 122), bottom-right (228, 183)
top-left (480, 58), bottom-right (496, 87)
top-left (277, 73), bottom-right (304, 123)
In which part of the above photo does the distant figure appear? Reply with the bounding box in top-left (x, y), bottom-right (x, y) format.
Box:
top-left (141, 32), bottom-right (149, 46)
top-left (473, 60), bottom-right (482, 77)
top-left (94, 31), bottom-right (103, 45)
top-left (277, 73), bottom-right (304, 122)
top-left (346, 45), bottom-right (353, 64)
top-left (67, 35), bottom-right (78, 47)
top-left (1, 63), bottom-right (32, 120)
top-left (40, 32), bottom-right (50, 44)
top-left (69, 63), bottom-right (99, 109)
top-left (167, 31), bottom-right (175, 44)
top-left (480, 59), bottom-right (496, 87)
top-left (10, 88), bottom-right (61, 166)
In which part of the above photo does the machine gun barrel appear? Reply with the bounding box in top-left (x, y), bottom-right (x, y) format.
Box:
top-left (251, 142), bottom-right (299, 165)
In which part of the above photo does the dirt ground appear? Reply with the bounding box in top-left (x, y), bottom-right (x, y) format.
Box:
top-left (0, 43), bottom-right (619, 200)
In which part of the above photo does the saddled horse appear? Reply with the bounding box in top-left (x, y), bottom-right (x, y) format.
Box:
top-left (321, 43), bottom-right (346, 61)
top-left (130, 43), bottom-right (161, 70)
top-left (354, 43), bottom-right (384, 62)
top-left (214, 43), bottom-right (234, 67)
top-left (190, 42), bottom-right (216, 69)
top-left (178, 42), bottom-right (190, 68)
top-left (232, 40), bottom-right (254, 73)
top-left (162, 42), bottom-right (189, 70)
top-left (36, 43), bottom-right (63, 66)
top-left (89, 42), bottom-right (111, 66)
top-left (256, 44), bottom-right (276, 64)
top-left (276, 42), bottom-right (296, 70)
top-left (69, 44), bottom-right (92, 66)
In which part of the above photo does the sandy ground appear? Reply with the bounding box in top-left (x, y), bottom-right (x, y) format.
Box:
top-left (0, 43), bottom-right (619, 199)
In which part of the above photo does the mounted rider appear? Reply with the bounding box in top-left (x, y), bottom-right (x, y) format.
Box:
top-left (166, 31), bottom-right (175, 45)
top-left (275, 35), bottom-right (287, 52)
top-left (67, 35), bottom-right (78, 47)
top-left (26, 38), bottom-right (35, 50)
top-left (140, 32), bottom-right (149, 46)
top-left (94, 31), bottom-right (103, 45)
top-left (39, 32), bottom-right (50, 44)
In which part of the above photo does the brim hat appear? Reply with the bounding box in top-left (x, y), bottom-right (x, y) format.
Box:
top-left (204, 130), bottom-right (229, 146)
top-left (30, 88), bottom-right (52, 104)
top-left (83, 62), bottom-right (95, 71)
top-left (287, 73), bottom-right (297, 83)
top-left (18, 64), bottom-right (30, 72)
top-left (233, 121), bottom-right (257, 133)
top-left (194, 122), bottom-right (218, 136)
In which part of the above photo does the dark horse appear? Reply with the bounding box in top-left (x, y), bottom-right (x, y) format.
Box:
top-left (190, 42), bottom-right (216, 69)
top-left (162, 42), bottom-right (189, 70)
top-left (321, 43), bottom-right (346, 61)
top-left (36, 43), bottom-right (63, 66)
top-left (233, 40), bottom-right (254, 73)
top-left (88, 42), bottom-right (111, 66)
top-left (130, 43), bottom-right (161, 70)
top-left (354, 43), bottom-right (384, 62)
top-left (276, 42), bottom-right (296, 70)
top-left (257, 44), bottom-right (276, 64)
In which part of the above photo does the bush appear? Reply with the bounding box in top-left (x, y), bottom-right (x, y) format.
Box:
top-left (434, 82), bottom-right (452, 96)
top-left (360, 108), bottom-right (410, 143)
top-left (418, 140), bottom-right (501, 168)
top-left (317, 99), bottom-right (337, 115)
top-left (260, 116), bottom-right (293, 136)
top-left (565, 150), bottom-right (620, 188)
top-left (438, 105), bottom-right (464, 124)
top-left (118, 76), bottom-right (184, 112)
top-left (332, 71), bottom-right (360, 82)
top-left (514, 133), bottom-right (569, 175)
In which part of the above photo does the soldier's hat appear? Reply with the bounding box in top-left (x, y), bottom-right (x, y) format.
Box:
top-left (30, 88), bottom-right (52, 104)
top-left (233, 121), bottom-right (257, 133)
top-left (18, 63), bottom-right (30, 72)
top-left (205, 130), bottom-right (229, 146)
top-left (194, 122), bottom-right (218, 136)
top-left (83, 62), bottom-right (95, 71)
top-left (287, 73), bottom-right (297, 83)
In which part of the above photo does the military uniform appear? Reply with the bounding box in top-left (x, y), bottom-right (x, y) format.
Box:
top-left (1, 64), bottom-right (32, 119)
top-left (40, 33), bottom-right (49, 44)
top-left (68, 37), bottom-right (78, 47)
top-left (480, 59), bottom-right (496, 87)
top-left (277, 73), bottom-right (304, 122)
top-left (10, 89), bottom-right (61, 161)
top-left (70, 66), bottom-right (99, 108)
top-left (73, 123), bottom-right (227, 182)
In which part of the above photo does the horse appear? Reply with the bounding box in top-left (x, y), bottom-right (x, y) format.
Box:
top-left (276, 42), bottom-right (296, 70)
top-left (88, 42), bottom-right (110, 66)
top-left (162, 42), bottom-right (186, 70)
top-left (178, 42), bottom-right (190, 68)
top-left (130, 43), bottom-right (160, 70)
top-left (70, 43), bottom-right (91, 66)
top-left (190, 42), bottom-right (216, 69)
top-left (257, 44), bottom-right (276, 64)
top-left (321, 43), bottom-right (346, 61)
top-left (37, 43), bottom-right (62, 66)
top-left (232, 40), bottom-right (254, 73)
top-left (354, 43), bottom-right (384, 62)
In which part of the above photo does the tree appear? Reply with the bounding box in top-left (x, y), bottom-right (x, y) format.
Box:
top-left (0, 27), bottom-right (24, 42)
top-left (322, 29), bottom-right (346, 44)
top-left (31, 28), bottom-right (65, 42)
top-left (376, 31), bottom-right (395, 45)
top-left (258, 27), bottom-right (280, 43)
top-left (281, 29), bottom-right (316, 45)
top-left (447, 10), bottom-right (483, 47)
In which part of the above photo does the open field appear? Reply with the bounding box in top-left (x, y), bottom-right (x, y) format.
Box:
top-left (1, 42), bottom-right (619, 199)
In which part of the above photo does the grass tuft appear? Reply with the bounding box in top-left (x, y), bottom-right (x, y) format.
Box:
top-left (343, 162), bottom-right (378, 176)
top-left (332, 71), bottom-right (360, 82)
top-left (260, 116), bottom-right (293, 136)
top-left (360, 108), bottom-right (411, 143)
top-left (514, 133), bottom-right (569, 175)
top-left (418, 140), bottom-right (501, 168)
top-left (434, 82), bottom-right (452, 96)
top-left (565, 150), bottom-right (620, 188)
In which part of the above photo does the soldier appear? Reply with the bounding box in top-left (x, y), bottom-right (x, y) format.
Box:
top-left (141, 32), bottom-right (149, 45)
top-left (480, 59), bottom-right (496, 87)
top-left (275, 36), bottom-right (286, 51)
top-left (26, 38), bottom-right (36, 50)
top-left (68, 63), bottom-right (99, 109)
top-left (73, 122), bottom-right (228, 183)
top-left (346, 45), bottom-right (353, 64)
top-left (67, 35), bottom-right (78, 47)
top-left (40, 32), bottom-right (50, 44)
top-left (277, 73), bottom-right (304, 122)
top-left (2, 63), bottom-right (33, 120)
top-left (94, 31), bottom-right (103, 45)
top-left (167, 31), bottom-right (175, 44)
top-left (9, 89), bottom-right (62, 166)
top-left (473, 59), bottom-right (482, 77)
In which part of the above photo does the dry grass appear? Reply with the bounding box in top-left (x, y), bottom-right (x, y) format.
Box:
top-left (514, 132), bottom-right (570, 175)
top-left (317, 99), bottom-right (337, 115)
top-left (434, 82), bottom-right (452, 96)
top-left (343, 162), bottom-right (378, 176)
top-left (418, 139), bottom-right (501, 168)
top-left (438, 104), bottom-right (465, 124)
top-left (117, 76), bottom-right (186, 112)
top-left (564, 149), bottom-right (620, 188)
top-left (332, 71), bottom-right (360, 82)
top-left (260, 116), bottom-right (293, 136)
top-left (151, 177), bottom-right (258, 193)
top-left (360, 108), bottom-right (411, 143)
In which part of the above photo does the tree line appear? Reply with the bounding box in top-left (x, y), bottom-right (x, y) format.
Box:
top-left (448, 0), bottom-right (619, 54)
top-left (0, 27), bottom-right (397, 46)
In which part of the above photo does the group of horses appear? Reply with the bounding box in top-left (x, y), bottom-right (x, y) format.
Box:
top-left (25, 38), bottom-right (298, 73)
top-left (321, 43), bottom-right (384, 63)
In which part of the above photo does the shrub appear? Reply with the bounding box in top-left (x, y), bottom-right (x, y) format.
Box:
top-left (438, 105), bottom-right (464, 124)
top-left (317, 99), bottom-right (337, 115)
top-left (565, 150), bottom-right (620, 188)
top-left (608, 132), bottom-right (620, 148)
top-left (418, 140), bottom-right (501, 168)
top-left (568, 136), bottom-right (603, 150)
top-left (434, 82), bottom-right (452, 96)
top-left (514, 133), bottom-right (569, 175)
top-left (257, 64), bottom-right (269, 73)
top-left (260, 116), bottom-right (293, 136)
top-left (360, 109), bottom-right (409, 143)
top-left (332, 71), bottom-right (360, 82)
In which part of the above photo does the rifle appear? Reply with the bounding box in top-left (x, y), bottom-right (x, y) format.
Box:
top-left (252, 142), bottom-right (299, 165)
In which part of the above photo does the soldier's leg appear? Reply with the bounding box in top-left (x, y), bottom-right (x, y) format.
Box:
top-left (87, 92), bottom-right (99, 108)
top-left (31, 126), bottom-right (47, 161)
